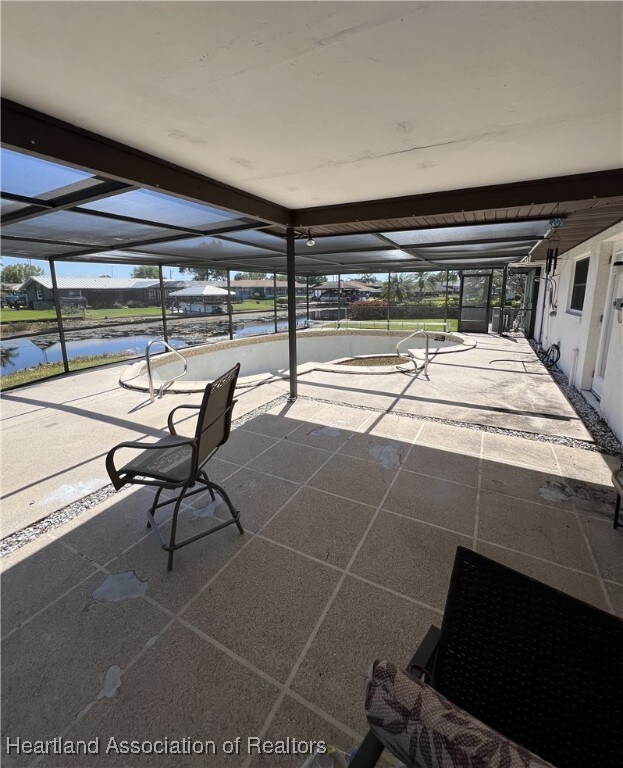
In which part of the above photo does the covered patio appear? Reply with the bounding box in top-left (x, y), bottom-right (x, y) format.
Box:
top-left (2, 332), bottom-right (622, 767)
top-left (2, 3), bottom-right (623, 767)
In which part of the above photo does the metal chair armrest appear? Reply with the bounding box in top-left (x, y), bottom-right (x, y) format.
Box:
top-left (167, 404), bottom-right (201, 435)
top-left (348, 731), bottom-right (384, 768)
top-left (407, 624), bottom-right (441, 682)
top-left (106, 437), bottom-right (195, 490)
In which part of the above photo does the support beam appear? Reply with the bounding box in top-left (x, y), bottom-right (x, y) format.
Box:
top-left (306, 277), bottom-right (310, 325)
top-left (1, 98), bottom-right (290, 226)
top-left (273, 273), bottom-right (278, 334)
top-left (158, 265), bottom-right (168, 342)
top-left (226, 271), bottom-right (234, 341)
top-left (387, 272), bottom-right (391, 330)
top-left (286, 228), bottom-right (297, 401)
top-left (499, 266), bottom-right (508, 335)
top-left (444, 270), bottom-right (449, 329)
top-left (337, 273), bottom-right (342, 329)
top-left (291, 169), bottom-right (623, 229)
top-left (49, 259), bottom-right (69, 374)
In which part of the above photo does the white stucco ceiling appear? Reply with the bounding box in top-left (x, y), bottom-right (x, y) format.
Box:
top-left (1, 1), bottom-right (621, 209)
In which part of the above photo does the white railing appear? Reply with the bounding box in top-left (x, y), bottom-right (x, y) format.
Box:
top-left (145, 339), bottom-right (187, 402)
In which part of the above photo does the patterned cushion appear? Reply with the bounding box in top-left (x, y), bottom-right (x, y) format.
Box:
top-left (365, 660), bottom-right (555, 768)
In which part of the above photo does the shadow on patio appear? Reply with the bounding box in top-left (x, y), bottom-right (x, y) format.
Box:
top-left (2, 400), bottom-right (622, 767)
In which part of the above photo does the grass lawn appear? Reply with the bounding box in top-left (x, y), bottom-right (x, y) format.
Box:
top-left (324, 319), bottom-right (458, 331)
top-left (0, 307), bottom-right (165, 324)
top-left (0, 353), bottom-right (129, 389)
top-left (231, 299), bottom-right (278, 311)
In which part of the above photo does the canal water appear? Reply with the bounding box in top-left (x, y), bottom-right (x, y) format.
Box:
top-left (0, 319), bottom-right (301, 375)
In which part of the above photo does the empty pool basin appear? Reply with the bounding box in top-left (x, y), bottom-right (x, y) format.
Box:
top-left (120, 329), bottom-right (443, 393)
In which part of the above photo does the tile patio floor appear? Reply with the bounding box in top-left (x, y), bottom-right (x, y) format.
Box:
top-left (2, 334), bottom-right (622, 767)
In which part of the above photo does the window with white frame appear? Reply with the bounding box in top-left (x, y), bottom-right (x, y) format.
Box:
top-left (569, 257), bottom-right (589, 312)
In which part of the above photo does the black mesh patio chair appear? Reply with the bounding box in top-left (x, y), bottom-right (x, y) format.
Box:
top-left (106, 363), bottom-right (243, 571)
top-left (351, 545), bottom-right (623, 768)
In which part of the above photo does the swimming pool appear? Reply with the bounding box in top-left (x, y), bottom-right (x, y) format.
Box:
top-left (119, 329), bottom-right (475, 393)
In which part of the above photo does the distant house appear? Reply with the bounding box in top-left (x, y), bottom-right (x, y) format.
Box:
top-left (21, 276), bottom-right (185, 309)
top-left (313, 280), bottom-right (381, 303)
top-left (212, 279), bottom-right (306, 300)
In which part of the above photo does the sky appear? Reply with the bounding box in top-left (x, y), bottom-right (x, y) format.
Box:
top-left (0, 254), bottom-right (377, 282)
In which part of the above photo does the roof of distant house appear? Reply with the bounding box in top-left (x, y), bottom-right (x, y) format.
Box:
top-left (169, 285), bottom-right (231, 298)
top-left (212, 279), bottom-right (305, 288)
top-left (20, 276), bottom-right (184, 291)
top-left (315, 280), bottom-right (381, 291)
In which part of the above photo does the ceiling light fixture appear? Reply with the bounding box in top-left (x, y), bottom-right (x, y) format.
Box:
top-left (306, 231), bottom-right (315, 247)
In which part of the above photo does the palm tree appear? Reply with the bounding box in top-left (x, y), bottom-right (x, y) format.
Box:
top-left (359, 273), bottom-right (377, 284)
top-left (380, 274), bottom-right (417, 303)
top-left (414, 272), bottom-right (439, 297)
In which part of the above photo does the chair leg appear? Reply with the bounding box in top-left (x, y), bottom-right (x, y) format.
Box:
top-left (209, 481), bottom-right (244, 535)
top-left (615, 492), bottom-right (621, 530)
top-left (167, 484), bottom-right (190, 571)
top-left (201, 471), bottom-right (216, 501)
top-left (146, 486), bottom-right (164, 529)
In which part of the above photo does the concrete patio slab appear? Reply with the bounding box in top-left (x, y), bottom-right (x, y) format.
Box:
top-left (480, 461), bottom-right (565, 504)
top-left (43, 622), bottom-right (280, 768)
top-left (181, 538), bottom-right (340, 683)
top-left (482, 432), bottom-right (559, 471)
top-left (46, 485), bottom-right (167, 567)
top-left (403, 443), bottom-right (481, 486)
top-left (478, 492), bottom-right (595, 571)
top-left (351, 511), bottom-right (472, 611)
top-left (1, 534), bottom-right (96, 636)
top-left (2, 331), bottom-right (621, 767)
top-left (337, 432), bottom-right (407, 468)
top-left (108, 514), bottom-right (247, 613)
top-left (262, 487), bottom-right (376, 569)
top-left (416, 420), bottom-right (482, 456)
top-left (216, 429), bottom-right (281, 467)
top-left (286, 420), bottom-right (351, 452)
top-left (248, 440), bottom-right (332, 484)
top-left (363, 412), bottom-right (424, 443)
top-left (291, 576), bottom-right (440, 734)
top-left (196, 466), bottom-right (300, 534)
top-left (383, 471), bottom-right (478, 536)
top-left (2, 574), bottom-right (169, 765)
top-left (249, 696), bottom-right (357, 768)
top-left (308, 454), bottom-right (398, 507)
top-left (579, 515), bottom-right (623, 583)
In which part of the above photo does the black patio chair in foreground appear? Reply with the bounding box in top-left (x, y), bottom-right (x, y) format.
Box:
top-left (106, 363), bottom-right (243, 571)
top-left (351, 546), bottom-right (623, 768)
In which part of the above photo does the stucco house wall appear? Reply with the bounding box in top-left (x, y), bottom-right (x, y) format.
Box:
top-left (534, 221), bottom-right (623, 441)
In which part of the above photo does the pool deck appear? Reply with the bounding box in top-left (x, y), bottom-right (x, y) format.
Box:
top-left (2, 332), bottom-right (622, 767)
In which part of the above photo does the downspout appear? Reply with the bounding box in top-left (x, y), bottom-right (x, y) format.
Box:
top-left (570, 346), bottom-right (579, 389)
top-left (49, 258), bottom-right (70, 374)
top-left (537, 273), bottom-right (549, 348)
top-left (286, 227), bottom-right (297, 400)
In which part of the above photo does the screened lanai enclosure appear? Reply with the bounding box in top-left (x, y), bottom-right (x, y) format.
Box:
top-left (2, 117), bottom-right (622, 395)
